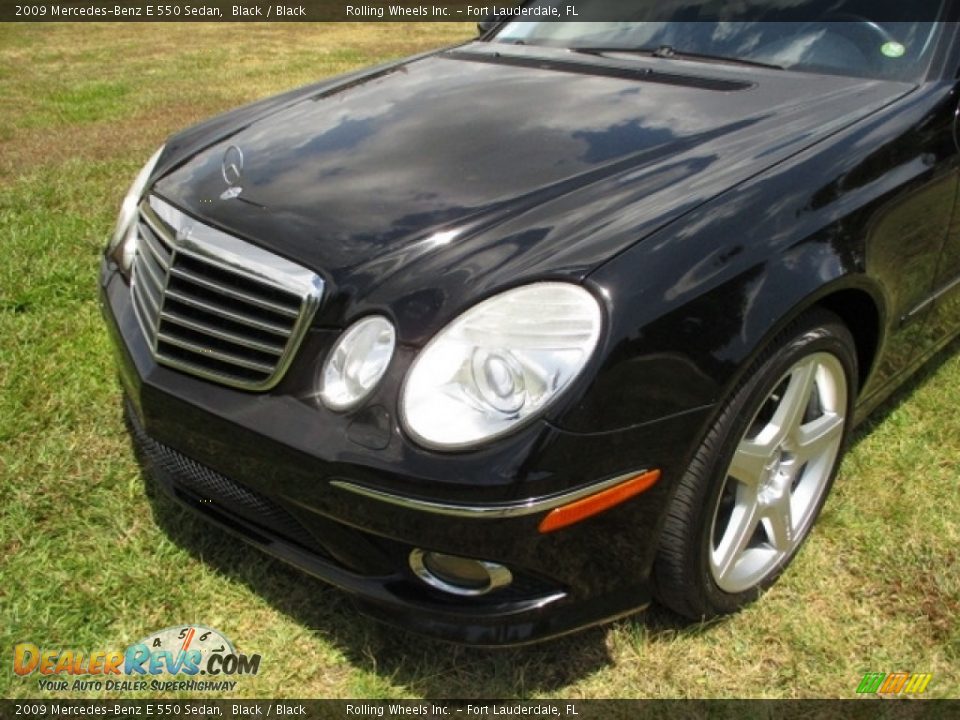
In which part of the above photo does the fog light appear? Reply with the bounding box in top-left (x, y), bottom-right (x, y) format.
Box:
top-left (409, 549), bottom-right (512, 597)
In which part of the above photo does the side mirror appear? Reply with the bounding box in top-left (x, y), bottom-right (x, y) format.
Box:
top-left (477, 17), bottom-right (500, 36)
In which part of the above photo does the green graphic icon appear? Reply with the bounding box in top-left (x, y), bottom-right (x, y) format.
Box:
top-left (881, 41), bottom-right (906, 58)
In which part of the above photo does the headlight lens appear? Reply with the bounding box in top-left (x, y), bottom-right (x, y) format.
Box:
top-left (320, 316), bottom-right (397, 411)
top-left (107, 145), bottom-right (164, 273)
top-left (401, 283), bottom-right (602, 450)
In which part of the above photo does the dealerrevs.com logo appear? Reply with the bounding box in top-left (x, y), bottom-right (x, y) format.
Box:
top-left (14, 625), bottom-right (261, 692)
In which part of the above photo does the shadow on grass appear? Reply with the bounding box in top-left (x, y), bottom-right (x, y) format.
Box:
top-left (137, 335), bottom-right (960, 697)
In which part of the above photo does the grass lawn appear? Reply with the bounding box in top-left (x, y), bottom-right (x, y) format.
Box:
top-left (1, 22), bottom-right (958, 700)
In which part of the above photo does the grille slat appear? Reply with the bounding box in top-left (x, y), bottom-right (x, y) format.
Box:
top-left (164, 288), bottom-right (293, 336)
top-left (140, 206), bottom-right (175, 252)
top-left (129, 195), bottom-right (323, 391)
top-left (137, 246), bottom-right (168, 296)
top-left (139, 224), bottom-right (173, 270)
top-left (132, 253), bottom-right (163, 321)
top-left (136, 274), bottom-right (162, 316)
top-left (169, 265), bottom-right (300, 318)
top-left (160, 310), bottom-right (286, 356)
top-left (131, 274), bottom-right (160, 338)
top-left (157, 332), bottom-right (277, 374)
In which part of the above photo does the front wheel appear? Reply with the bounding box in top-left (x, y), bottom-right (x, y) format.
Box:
top-left (654, 309), bottom-right (857, 619)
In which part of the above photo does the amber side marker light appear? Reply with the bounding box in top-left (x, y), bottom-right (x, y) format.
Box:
top-left (538, 470), bottom-right (661, 534)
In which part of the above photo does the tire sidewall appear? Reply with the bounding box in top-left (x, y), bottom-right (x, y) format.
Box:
top-left (692, 317), bottom-right (858, 614)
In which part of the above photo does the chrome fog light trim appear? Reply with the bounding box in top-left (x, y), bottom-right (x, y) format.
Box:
top-left (409, 549), bottom-right (513, 597)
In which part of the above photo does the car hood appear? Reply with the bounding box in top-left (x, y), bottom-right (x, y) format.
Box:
top-left (154, 43), bottom-right (913, 340)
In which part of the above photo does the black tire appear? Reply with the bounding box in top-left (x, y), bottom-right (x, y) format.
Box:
top-left (653, 308), bottom-right (858, 620)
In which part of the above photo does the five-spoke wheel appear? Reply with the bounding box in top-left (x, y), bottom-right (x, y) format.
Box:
top-left (709, 352), bottom-right (847, 593)
top-left (655, 310), bottom-right (856, 619)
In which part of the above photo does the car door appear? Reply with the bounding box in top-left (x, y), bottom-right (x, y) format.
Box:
top-left (860, 86), bottom-right (960, 403)
top-left (922, 133), bottom-right (960, 349)
top-left (907, 33), bottom-right (960, 363)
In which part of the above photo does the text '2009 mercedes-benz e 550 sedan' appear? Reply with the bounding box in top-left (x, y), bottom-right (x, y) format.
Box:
top-left (100, 2), bottom-right (960, 644)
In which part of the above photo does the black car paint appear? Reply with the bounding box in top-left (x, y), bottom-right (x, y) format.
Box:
top-left (101, 26), bottom-right (960, 644)
top-left (154, 46), bottom-right (913, 354)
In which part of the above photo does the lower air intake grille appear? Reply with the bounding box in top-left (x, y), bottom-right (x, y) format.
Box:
top-left (130, 195), bottom-right (323, 391)
top-left (124, 403), bottom-right (331, 557)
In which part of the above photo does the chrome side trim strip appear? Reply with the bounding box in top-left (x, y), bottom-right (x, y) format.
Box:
top-left (330, 469), bottom-right (651, 519)
top-left (902, 272), bottom-right (960, 325)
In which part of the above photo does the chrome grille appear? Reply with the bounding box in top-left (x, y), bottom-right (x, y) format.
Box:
top-left (130, 195), bottom-right (323, 391)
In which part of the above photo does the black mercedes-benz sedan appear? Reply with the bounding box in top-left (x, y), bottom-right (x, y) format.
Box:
top-left (100, 2), bottom-right (960, 645)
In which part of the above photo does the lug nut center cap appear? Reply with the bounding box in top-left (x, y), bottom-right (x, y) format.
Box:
top-left (759, 453), bottom-right (787, 499)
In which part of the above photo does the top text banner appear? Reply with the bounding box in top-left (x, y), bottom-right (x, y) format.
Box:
top-left (0, 0), bottom-right (952, 22)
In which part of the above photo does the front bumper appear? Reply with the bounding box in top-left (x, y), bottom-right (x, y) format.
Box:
top-left (100, 260), bottom-right (712, 645)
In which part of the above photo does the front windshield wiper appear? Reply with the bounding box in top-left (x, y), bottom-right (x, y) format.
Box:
top-left (573, 45), bottom-right (784, 71)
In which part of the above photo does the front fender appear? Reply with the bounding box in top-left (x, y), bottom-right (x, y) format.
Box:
top-left (557, 238), bottom-right (879, 435)
top-left (552, 81), bottom-right (956, 435)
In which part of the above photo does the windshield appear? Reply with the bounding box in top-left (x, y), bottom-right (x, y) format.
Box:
top-left (494, 1), bottom-right (946, 81)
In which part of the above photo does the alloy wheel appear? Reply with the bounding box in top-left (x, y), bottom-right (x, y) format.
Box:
top-left (708, 352), bottom-right (848, 593)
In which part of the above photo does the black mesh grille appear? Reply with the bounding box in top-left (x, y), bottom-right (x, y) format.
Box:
top-left (124, 405), bottom-right (329, 557)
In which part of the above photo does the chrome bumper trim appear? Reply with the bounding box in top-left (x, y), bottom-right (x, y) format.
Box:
top-left (330, 469), bottom-right (651, 519)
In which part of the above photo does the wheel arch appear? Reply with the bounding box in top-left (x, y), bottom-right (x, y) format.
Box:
top-left (812, 286), bottom-right (882, 394)
top-left (738, 277), bottom-right (886, 403)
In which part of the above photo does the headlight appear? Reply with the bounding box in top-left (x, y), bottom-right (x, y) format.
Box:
top-left (107, 146), bottom-right (164, 274)
top-left (401, 283), bottom-right (602, 450)
top-left (320, 316), bottom-right (397, 411)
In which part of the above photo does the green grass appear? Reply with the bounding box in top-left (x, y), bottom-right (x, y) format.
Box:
top-left (1, 22), bottom-right (959, 700)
